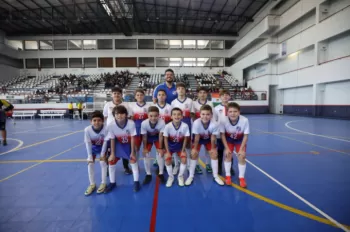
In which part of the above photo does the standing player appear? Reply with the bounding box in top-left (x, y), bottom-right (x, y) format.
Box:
top-left (84, 111), bottom-right (108, 195)
top-left (141, 106), bottom-right (166, 184)
top-left (171, 82), bottom-right (194, 171)
top-left (103, 87), bottom-right (132, 175)
top-left (104, 105), bottom-right (140, 192)
top-left (0, 102), bottom-right (7, 146)
top-left (186, 105), bottom-right (224, 186)
top-left (220, 102), bottom-right (249, 188)
top-left (163, 108), bottom-right (190, 187)
top-left (129, 89), bottom-right (152, 160)
top-left (191, 87), bottom-right (216, 173)
top-left (155, 89), bottom-right (172, 124)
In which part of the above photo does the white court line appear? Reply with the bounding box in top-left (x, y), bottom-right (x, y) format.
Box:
top-left (245, 158), bottom-right (350, 232)
top-left (10, 124), bottom-right (67, 134)
top-left (2, 138), bottom-right (24, 153)
top-left (285, 120), bottom-right (350, 143)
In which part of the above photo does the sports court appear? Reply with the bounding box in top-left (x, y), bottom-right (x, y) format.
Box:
top-left (0, 116), bottom-right (349, 232)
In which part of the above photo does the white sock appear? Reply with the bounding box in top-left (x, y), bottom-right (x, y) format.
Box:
top-left (99, 161), bottom-right (108, 184)
top-left (157, 153), bottom-right (165, 175)
top-left (224, 161), bottom-right (232, 177)
top-left (211, 159), bottom-right (219, 178)
top-left (205, 151), bottom-right (210, 165)
top-left (189, 159), bottom-right (197, 178)
top-left (109, 164), bottom-right (117, 183)
top-left (166, 164), bottom-right (174, 178)
top-left (88, 163), bottom-right (95, 185)
top-left (144, 155), bottom-right (151, 175)
top-left (179, 163), bottom-right (187, 177)
top-left (238, 163), bottom-right (246, 178)
top-left (173, 154), bottom-right (180, 167)
top-left (186, 149), bottom-right (191, 167)
top-left (131, 162), bottom-right (139, 181)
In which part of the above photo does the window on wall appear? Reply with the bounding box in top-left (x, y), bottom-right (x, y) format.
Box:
top-left (97, 39), bottom-right (113, 49)
top-left (156, 57), bottom-right (169, 67)
top-left (68, 40), bottom-right (82, 50)
top-left (24, 41), bottom-right (38, 50)
top-left (225, 58), bottom-right (234, 67)
top-left (25, 59), bottom-right (39, 69)
top-left (40, 58), bottom-right (54, 68)
top-left (211, 57), bottom-right (224, 67)
top-left (197, 58), bottom-right (210, 66)
top-left (139, 57), bottom-right (154, 67)
top-left (155, 40), bottom-right (169, 49)
top-left (54, 40), bottom-right (67, 50)
top-left (39, 41), bottom-right (53, 50)
top-left (69, 58), bottom-right (83, 68)
top-left (169, 58), bottom-right (182, 67)
top-left (115, 58), bottom-right (137, 67)
top-left (169, 40), bottom-right (182, 49)
top-left (183, 40), bottom-right (196, 49)
top-left (55, 58), bottom-right (68, 68)
top-left (115, 39), bottom-right (137, 49)
top-left (197, 40), bottom-right (210, 49)
top-left (211, 40), bottom-right (224, 50)
top-left (138, 39), bottom-right (154, 49)
top-left (7, 40), bottom-right (23, 50)
top-left (98, 57), bottom-right (113, 67)
top-left (183, 58), bottom-right (196, 67)
top-left (83, 40), bottom-right (97, 50)
top-left (84, 57), bottom-right (97, 68)
top-left (225, 40), bottom-right (235, 49)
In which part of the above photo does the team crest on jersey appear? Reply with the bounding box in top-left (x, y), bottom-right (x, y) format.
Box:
top-left (219, 109), bottom-right (223, 113)
top-left (236, 126), bottom-right (241, 132)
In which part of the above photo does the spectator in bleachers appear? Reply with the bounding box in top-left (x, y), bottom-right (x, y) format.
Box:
top-left (68, 102), bottom-right (74, 119)
top-left (152, 69), bottom-right (178, 104)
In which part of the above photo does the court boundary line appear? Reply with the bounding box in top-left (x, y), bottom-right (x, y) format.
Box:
top-left (0, 143), bottom-right (83, 183)
top-left (10, 123), bottom-right (67, 135)
top-left (3, 138), bottom-right (24, 153)
top-left (285, 120), bottom-right (350, 143)
top-left (149, 176), bottom-right (160, 232)
top-left (197, 159), bottom-right (350, 230)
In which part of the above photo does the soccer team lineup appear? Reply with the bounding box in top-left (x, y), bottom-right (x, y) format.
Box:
top-left (84, 69), bottom-right (248, 195)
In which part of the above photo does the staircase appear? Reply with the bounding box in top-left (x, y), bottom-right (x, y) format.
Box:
top-left (220, 77), bottom-right (233, 90)
top-left (187, 75), bottom-right (198, 90)
top-left (127, 76), bottom-right (140, 92)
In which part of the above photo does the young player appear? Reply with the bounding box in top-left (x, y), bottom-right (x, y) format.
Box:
top-left (129, 89), bottom-right (152, 160)
top-left (104, 105), bottom-right (141, 192)
top-left (220, 102), bottom-right (249, 188)
top-left (163, 108), bottom-right (190, 187)
top-left (0, 102), bottom-right (7, 146)
top-left (84, 111), bottom-right (108, 195)
top-left (214, 90), bottom-right (234, 176)
top-left (191, 87), bottom-right (216, 174)
top-left (141, 106), bottom-right (166, 184)
top-left (186, 105), bottom-right (224, 186)
top-left (171, 82), bottom-right (194, 172)
top-left (103, 87), bottom-right (132, 175)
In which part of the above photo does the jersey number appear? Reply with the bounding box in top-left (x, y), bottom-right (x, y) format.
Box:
top-left (122, 137), bottom-right (129, 143)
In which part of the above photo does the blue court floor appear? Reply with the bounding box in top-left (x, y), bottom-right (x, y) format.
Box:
top-left (0, 115), bottom-right (349, 232)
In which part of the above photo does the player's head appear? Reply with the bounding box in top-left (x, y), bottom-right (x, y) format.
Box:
top-left (171, 107), bottom-right (183, 123)
top-left (90, 110), bottom-right (104, 129)
top-left (148, 106), bottom-right (160, 124)
top-left (200, 105), bottom-right (213, 123)
top-left (111, 87), bottom-right (123, 102)
top-left (165, 68), bottom-right (174, 83)
top-left (176, 82), bottom-right (186, 97)
top-left (135, 89), bottom-right (145, 103)
top-left (197, 87), bottom-right (208, 101)
top-left (157, 89), bottom-right (167, 103)
top-left (227, 102), bottom-right (240, 121)
top-left (219, 89), bottom-right (231, 103)
top-left (112, 105), bottom-right (128, 121)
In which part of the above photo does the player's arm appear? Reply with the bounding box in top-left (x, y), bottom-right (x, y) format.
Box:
top-left (163, 127), bottom-right (170, 154)
top-left (182, 136), bottom-right (188, 153)
top-left (141, 122), bottom-right (148, 155)
top-left (191, 134), bottom-right (200, 156)
top-left (152, 85), bottom-right (159, 103)
top-left (109, 138), bottom-right (116, 162)
top-left (84, 130), bottom-right (93, 162)
top-left (103, 103), bottom-right (108, 122)
top-left (238, 120), bottom-right (250, 156)
top-left (130, 136), bottom-right (136, 159)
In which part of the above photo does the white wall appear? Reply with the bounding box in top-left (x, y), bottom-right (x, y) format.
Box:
top-left (0, 64), bottom-right (20, 82)
top-left (319, 31), bottom-right (350, 64)
top-left (323, 80), bottom-right (350, 105)
top-left (277, 46), bottom-right (315, 74)
top-left (283, 85), bottom-right (313, 105)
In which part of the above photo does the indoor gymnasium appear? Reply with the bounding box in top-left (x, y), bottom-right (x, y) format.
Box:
top-left (0, 0), bottom-right (350, 231)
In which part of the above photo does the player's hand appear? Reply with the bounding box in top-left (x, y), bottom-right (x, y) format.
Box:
top-left (87, 160), bottom-right (94, 164)
top-left (142, 147), bottom-right (149, 156)
top-left (100, 156), bottom-right (107, 162)
top-left (238, 150), bottom-right (246, 159)
top-left (209, 148), bottom-right (217, 157)
top-left (130, 152), bottom-right (137, 161)
top-left (157, 149), bottom-right (164, 156)
top-left (191, 148), bottom-right (198, 157)
top-left (224, 149), bottom-right (232, 158)
top-left (108, 154), bottom-right (116, 162)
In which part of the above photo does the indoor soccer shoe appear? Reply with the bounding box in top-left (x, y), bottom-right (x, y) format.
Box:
top-left (166, 176), bottom-right (174, 187)
top-left (2, 140), bottom-right (7, 146)
top-left (178, 176), bottom-right (185, 187)
top-left (143, 175), bottom-right (152, 185)
top-left (104, 183), bottom-right (116, 193)
top-left (239, 178), bottom-right (247, 188)
top-left (206, 164), bottom-right (212, 173)
top-left (225, 176), bottom-right (232, 185)
top-left (97, 183), bottom-right (106, 194)
top-left (195, 165), bottom-right (202, 174)
top-left (124, 168), bottom-right (132, 175)
top-left (134, 181), bottom-right (141, 192)
top-left (158, 174), bottom-right (166, 184)
top-left (84, 184), bottom-right (96, 196)
top-left (185, 177), bottom-right (194, 186)
top-left (214, 177), bottom-right (224, 186)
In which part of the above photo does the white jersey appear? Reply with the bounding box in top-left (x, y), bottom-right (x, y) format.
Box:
top-left (141, 118), bottom-right (166, 143)
top-left (192, 100), bottom-right (216, 120)
top-left (84, 125), bottom-right (108, 157)
top-left (171, 98), bottom-right (194, 119)
top-left (214, 103), bottom-right (227, 124)
top-left (103, 101), bottom-right (132, 125)
top-left (129, 102), bottom-right (152, 133)
top-left (192, 118), bottom-right (219, 144)
top-left (154, 103), bottom-right (172, 123)
top-left (163, 122), bottom-right (190, 152)
top-left (219, 115), bottom-right (250, 144)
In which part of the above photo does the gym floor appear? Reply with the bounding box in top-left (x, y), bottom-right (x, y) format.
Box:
top-left (0, 115), bottom-right (349, 232)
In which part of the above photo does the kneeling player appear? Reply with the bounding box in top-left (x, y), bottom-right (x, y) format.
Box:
top-left (163, 108), bottom-right (190, 187)
top-left (186, 105), bottom-right (224, 186)
top-left (141, 106), bottom-right (166, 184)
top-left (220, 102), bottom-right (249, 188)
top-left (84, 111), bottom-right (108, 195)
top-left (105, 105), bottom-right (141, 192)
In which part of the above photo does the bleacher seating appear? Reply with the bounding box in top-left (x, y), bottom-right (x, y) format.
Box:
top-left (38, 110), bottom-right (66, 119)
top-left (12, 110), bottom-right (37, 119)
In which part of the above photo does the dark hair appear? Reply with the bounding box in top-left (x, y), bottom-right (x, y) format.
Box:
top-left (157, 89), bottom-right (167, 95)
top-left (112, 105), bottom-right (128, 117)
top-left (219, 89), bottom-right (229, 96)
top-left (135, 88), bottom-right (145, 95)
top-left (165, 68), bottom-right (174, 74)
top-left (148, 106), bottom-right (159, 114)
top-left (176, 82), bottom-right (186, 89)
top-left (91, 110), bottom-right (104, 121)
top-left (200, 105), bottom-right (213, 114)
top-left (197, 87), bottom-right (208, 93)
top-left (111, 87), bottom-right (122, 94)
top-left (171, 107), bottom-right (182, 115)
top-left (227, 102), bottom-right (240, 111)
